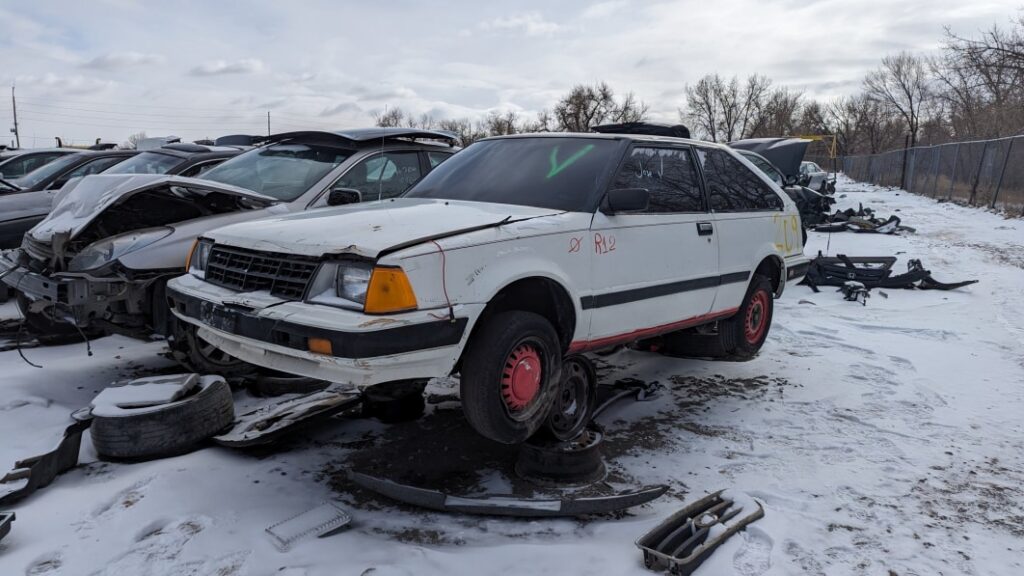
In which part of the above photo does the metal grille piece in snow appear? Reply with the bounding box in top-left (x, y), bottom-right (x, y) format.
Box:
top-left (265, 502), bottom-right (351, 552)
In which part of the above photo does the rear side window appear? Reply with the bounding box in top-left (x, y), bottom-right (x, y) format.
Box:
top-left (427, 151), bottom-right (452, 168)
top-left (611, 146), bottom-right (704, 212)
top-left (0, 153), bottom-right (66, 178)
top-left (697, 148), bottom-right (783, 212)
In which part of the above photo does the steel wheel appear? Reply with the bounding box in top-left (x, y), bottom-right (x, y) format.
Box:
top-left (744, 289), bottom-right (770, 345)
top-left (543, 355), bottom-right (597, 441)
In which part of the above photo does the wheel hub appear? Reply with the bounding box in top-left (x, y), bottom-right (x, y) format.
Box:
top-left (744, 290), bottom-right (770, 344)
top-left (501, 344), bottom-right (542, 410)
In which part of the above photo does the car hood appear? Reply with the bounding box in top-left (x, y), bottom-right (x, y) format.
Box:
top-left (729, 138), bottom-right (810, 178)
top-left (29, 174), bottom-right (277, 242)
top-left (206, 198), bottom-right (563, 258)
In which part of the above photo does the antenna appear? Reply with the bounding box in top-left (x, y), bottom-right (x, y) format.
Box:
top-left (378, 105), bottom-right (386, 203)
top-left (11, 84), bottom-right (20, 149)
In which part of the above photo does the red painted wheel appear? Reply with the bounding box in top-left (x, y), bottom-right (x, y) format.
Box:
top-left (744, 289), bottom-right (771, 345)
top-left (501, 344), bottom-right (543, 411)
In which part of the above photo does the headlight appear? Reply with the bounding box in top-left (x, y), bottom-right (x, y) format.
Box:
top-left (67, 227), bottom-right (174, 272)
top-left (335, 261), bottom-right (373, 304)
top-left (187, 238), bottom-right (214, 278)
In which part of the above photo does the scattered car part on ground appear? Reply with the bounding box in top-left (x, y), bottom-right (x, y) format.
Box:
top-left (350, 471), bottom-right (668, 518)
top-left (840, 281), bottom-right (871, 305)
top-left (636, 490), bottom-right (765, 575)
top-left (802, 254), bottom-right (978, 292)
top-left (591, 378), bottom-right (663, 420)
top-left (1, 128), bottom-right (458, 378)
top-left (265, 502), bottom-right (352, 552)
top-left (168, 129), bottom-right (809, 444)
top-left (0, 149), bottom-right (138, 249)
top-left (0, 419), bottom-right (91, 506)
top-left (542, 355), bottom-right (597, 441)
top-left (245, 371), bottom-right (330, 397)
top-left (213, 387), bottom-right (362, 448)
top-left (361, 380), bottom-right (426, 423)
top-left (813, 204), bottom-right (915, 235)
top-left (0, 511), bottom-right (13, 543)
top-left (90, 373), bottom-right (199, 414)
top-left (89, 375), bottom-right (233, 460)
top-left (515, 427), bottom-right (606, 485)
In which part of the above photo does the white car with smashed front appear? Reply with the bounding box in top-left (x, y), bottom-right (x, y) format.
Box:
top-left (168, 130), bottom-right (810, 444)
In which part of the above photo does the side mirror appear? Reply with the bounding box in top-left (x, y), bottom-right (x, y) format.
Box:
top-left (327, 187), bottom-right (362, 206)
top-left (784, 174), bottom-right (799, 187)
top-left (600, 188), bottom-right (649, 214)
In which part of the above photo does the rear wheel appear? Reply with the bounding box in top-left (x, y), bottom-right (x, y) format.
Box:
top-left (460, 311), bottom-right (561, 444)
top-left (718, 274), bottom-right (774, 360)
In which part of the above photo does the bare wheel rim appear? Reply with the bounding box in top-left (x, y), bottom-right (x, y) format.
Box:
top-left (500, 339), bottom-right (547, 422)
top-left (744, 290), bottom-right (770, 344)
top-left (546, 358), bottom-right (595, 440)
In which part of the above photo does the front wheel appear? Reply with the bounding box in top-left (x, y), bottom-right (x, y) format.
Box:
top-left (719, 274), bottom-right (774, 360)
top-left (460, 311), bottom-right (562, 444)
top-left (170, 321), bottom-right (257, 379)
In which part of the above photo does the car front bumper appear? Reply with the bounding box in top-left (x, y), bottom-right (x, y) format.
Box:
top-left (0, 249), bottom-right (155, 331)
top-left (166, 274), bottom-right (481, 386)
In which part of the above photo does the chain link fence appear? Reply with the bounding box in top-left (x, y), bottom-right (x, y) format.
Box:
top-left (838, 136), bottom-right (1024, 217)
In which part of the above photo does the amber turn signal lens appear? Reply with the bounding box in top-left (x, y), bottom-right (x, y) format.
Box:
top-left (308, 337), bottom-right (333, 355)
top-left (185, 239), bottom-right (199, 270)
top-left (364, 267), bottom-right (418, 314)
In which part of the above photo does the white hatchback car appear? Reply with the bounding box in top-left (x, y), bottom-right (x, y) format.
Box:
top-left (167, 129), bottom-right (809, 443)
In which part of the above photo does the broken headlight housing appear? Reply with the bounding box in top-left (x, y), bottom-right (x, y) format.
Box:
top-left (187, 238), bottom-right (214, 279)
top-left (67, 227), bottom-right (174, 272)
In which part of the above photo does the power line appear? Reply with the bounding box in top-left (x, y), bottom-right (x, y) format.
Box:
top-left (16, 110), bottom-right (268, 129)
top-left (18, 102), bottom-right (262, 120)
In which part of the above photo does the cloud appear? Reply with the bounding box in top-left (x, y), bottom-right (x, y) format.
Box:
top-left (480, 12), bottom-right (562, 36)
top-left (353, 86), bottom-right (418, 102)
top-left (318, 102), bottom-right (362, 117)
top-left (582, 1), bottom-right (629, 19)
top-left (188, 58), bottom-right (265, 76)
top-left (15, 72), bottom-right (114, 95)
top-left (82, 51), bottom-right (163, 69)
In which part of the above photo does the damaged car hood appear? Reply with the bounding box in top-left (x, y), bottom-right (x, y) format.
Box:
top-left (206, 198), bottom-right (563, 258)
top-left (729, 138), bottom-right (810, 178)
top-left (29, 174), bottom-right (277, 242)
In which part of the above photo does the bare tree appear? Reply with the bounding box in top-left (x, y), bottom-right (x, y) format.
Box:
top-left (373, 107), bottom-right (407, 128)
top-left (682, 75), bottom-right (721, 141)
top-left (123, 131), bottom-right (147, 149)
top-left (436, 118), bottom-right (488, 147)
top-left (863, 52), bottom-right (931, 148)
top-left (552, 82), bottom-right (648, 132)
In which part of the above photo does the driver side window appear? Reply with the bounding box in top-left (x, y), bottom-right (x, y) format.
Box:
top-left (332, 151), bottom-right (422, 201)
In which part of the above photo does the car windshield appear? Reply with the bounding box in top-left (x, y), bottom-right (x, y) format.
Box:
top-left (405, 137), bottom-right (621, 211)
top-left (13, 153), bottom-right (83, 189)
top-left (200, 143), bottom-right (352, 201)
top-left (104, 151), bottom-right (183, 175)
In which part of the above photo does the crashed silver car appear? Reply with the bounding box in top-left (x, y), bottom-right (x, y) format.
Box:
top-left (0, 128), bottom-right (457, 371)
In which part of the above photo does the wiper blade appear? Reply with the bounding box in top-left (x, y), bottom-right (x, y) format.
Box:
top-left (0, 178), bottom-right (21, 192)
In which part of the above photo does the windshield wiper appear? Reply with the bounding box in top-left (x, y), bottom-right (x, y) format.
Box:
top-left (0, 177), bottom-right (21, 192)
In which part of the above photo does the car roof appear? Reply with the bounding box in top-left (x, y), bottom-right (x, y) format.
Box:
top-left (480, 131), bottom-right (732, 151)
top-left (268, 128), bottom-right (458, 147)
top-left (146, 143), bottom-right (245, 158)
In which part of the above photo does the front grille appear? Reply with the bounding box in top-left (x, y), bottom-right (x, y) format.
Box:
top-left (205, 245), bottom-right (320, 299)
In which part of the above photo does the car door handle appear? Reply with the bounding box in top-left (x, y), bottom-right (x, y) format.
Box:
top-left (696, 222), bottom-right (714, 236)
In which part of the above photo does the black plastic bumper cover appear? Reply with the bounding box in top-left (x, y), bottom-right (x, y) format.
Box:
top-left (167, 285), bottom-right (468, 359)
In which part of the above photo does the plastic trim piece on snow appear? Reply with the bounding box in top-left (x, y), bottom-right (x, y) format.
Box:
top-left (265, 502), bottom-right (352, 552)
top-left (350, 471), bottom-right (668, 517)
top-left (214, 387), bottom-right (362, 448)
top-left (636, 490), bottom-right (764, 575)
top-left (0, 511), bottom-right (14, 543)
top-left (0, 419), bottom-right (90, 506)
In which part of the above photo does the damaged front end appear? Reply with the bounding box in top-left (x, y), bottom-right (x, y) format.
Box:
top-left (1, 177), bottom-right (276, 338)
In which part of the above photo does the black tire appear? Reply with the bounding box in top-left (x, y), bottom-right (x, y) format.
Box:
top-left (541, 355), bottom-right (597, 442)
top-left (90, 377), bottom-right (235, 460)
top-left (171, 322), bottom-right (257, 379)
top-left (246, 371), bottom-right (330, 397)
top-left (16, 292), bottom-right (80, 341)
top-left (718, 273), bottom-right (774, 360)
top-left (460, 311), bottom-right (562, 444)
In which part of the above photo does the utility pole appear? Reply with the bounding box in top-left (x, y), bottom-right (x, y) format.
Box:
top-left (267, 111), bottom-right (271, 136)
top-left (11, 84), bottom-right (20, 148)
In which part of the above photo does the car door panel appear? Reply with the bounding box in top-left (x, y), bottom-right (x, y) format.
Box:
top-left (586, 145), bottom-right (719, 345)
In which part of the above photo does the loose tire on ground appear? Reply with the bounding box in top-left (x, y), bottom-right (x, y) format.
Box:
top-left (460, 310), bottom-right (562, 444)
top-left (90, 376), bottom-right (234, 460)
top-left (718, 273), bottom-right (774, 360)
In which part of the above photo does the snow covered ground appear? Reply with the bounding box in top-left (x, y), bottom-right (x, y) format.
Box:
top-left (1, 176), bottom-right (1022, 576)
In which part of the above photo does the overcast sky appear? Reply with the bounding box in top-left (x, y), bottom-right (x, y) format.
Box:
top-left (1, 0), bottom-right (1020, 146)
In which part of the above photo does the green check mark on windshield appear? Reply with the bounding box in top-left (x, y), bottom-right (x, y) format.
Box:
top-left (547, 144), bottom-right (595, 179)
